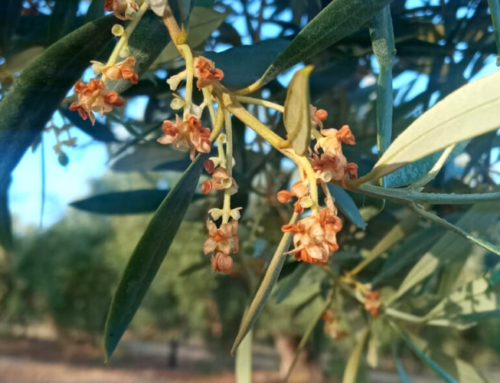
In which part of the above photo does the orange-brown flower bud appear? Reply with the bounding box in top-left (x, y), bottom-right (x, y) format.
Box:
top-left (211, 252), bottom-right (233, 274)
top-left (204, 159), bottom-right (215, 174)
top-left (364, 291), bottom-right (381, 318)
top-left (314, 109), bottom-right (328, 122)
top-left (337, 125), bottom-right (355, 145)
top-left (277, 190), bottom-right (293, 203)
top-left (201, 181), bottom-right (213, 194)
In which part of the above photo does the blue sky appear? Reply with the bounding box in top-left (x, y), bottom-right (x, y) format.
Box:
top-left (8, 0), bottom-right (500, 229)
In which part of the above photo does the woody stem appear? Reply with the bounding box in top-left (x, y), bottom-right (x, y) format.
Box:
top-left (102, 1), bottom-right (149, 81)
top-left (222, 110), bottom-right (233, 224)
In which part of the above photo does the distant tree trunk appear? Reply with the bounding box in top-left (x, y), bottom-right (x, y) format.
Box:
top-left (274, 334), bottom-right (323, 383)
top-left (167, 339), bottom-right (178, 368)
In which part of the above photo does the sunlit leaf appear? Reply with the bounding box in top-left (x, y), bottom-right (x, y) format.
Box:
top-left (342, 327), bottom-right (369, 383)
top-left (283, 66), bottom-right (313, 156)
top-left (425, 277), bottom-right (500, 322)
top-left (391, 202), bottom-right (500, 303)
top-left (354, 70), bottom-right (500, 185)
top-left (154, 7), bottom-right (227, 64)
top-left (231, 213), bottom-right (298, 355)
top-left (235, 329), bottom-right (252, 383)
top-left (259, 0), bottom-right (396, 86)
top-left (327, 184), bottom-right (366, 230)
top-left (70, 189), bottom-right (206, 215)
top-left (104, 154), bottom-right (207, 358)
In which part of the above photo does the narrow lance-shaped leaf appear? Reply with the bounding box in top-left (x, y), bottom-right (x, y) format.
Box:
top-left (0, 15), bottom-right (120, 192)
top-left (395, 325), bottom-right (490, 383)
top-left (283, 66), bottom-right (313, 156)
top-left (231, 213), bottom-right (298, 355)
top-left (370, 6), bottom-right (395, 163)
top-left (390, 202), bottom-right (500, 304)
top-left (104, 154), bottom-right (207, 358)
top-left (396, 328), bottom-right (458, 383)
top-left (327, 184), bottom-right (366, 230)
top-left (235, 329), bottom-right (252, 383)
top-left (258, 0), bottom-right (396, 86)
top-left (352, 70), bottom-right (500, 186)
top-left (342, 327), bottom-right (369, 383)
top-left (487, 0), bottom-right (500, 66)
top-left (70, 189), bottom-right (206, 215)
top-left (425, 277), bottom-right (500, 322)
top-left (391, 342), bottom-right (413, 383)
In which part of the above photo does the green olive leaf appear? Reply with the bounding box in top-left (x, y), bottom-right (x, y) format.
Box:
top-left (283, 66), bottom-right (313, 156)
top-left (104, 154), bottom-right (207, 358)
top-left (355, 70), bottom-right (500, 185)
top-left (70, 189), bottom-right (206, 215)
top-left (390, 202), bottom-right (500, 303)
top-left (259, 0), bottom-right (396, 86)
top-left (231, 213), bottom-right (298, 355)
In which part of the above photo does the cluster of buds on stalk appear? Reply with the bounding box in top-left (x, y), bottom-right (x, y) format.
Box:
top-left (277, 107), bottom-right (358, 265)
top-left (68, 0), bottom-right (361, 276)
top-left (69, 3), bottom-right (141, 124)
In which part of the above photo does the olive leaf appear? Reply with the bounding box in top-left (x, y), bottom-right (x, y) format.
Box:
top-left (70, 189), bottom-right (206, 215)
top-left (354, 70), bottom-right (500, 185)
top-left (235, 329), bottom-right (252, 383)
top-left (259, 0), bottom-right (396, 86)
top-left (342, 327), bottom-right (369, 383)
top-left (391, 342), bottom-right (412, 383)
top-left (0, 16), bottom-right (120, 251)
top-left (487, 0), bottom-right (500, 65)
top-left (327, 184), bottom-right (366, 230)
top-left (283, 66), bottom-right (313, 156)
top-left (370, 5), bottom-right (395, 163)
top-left (397, 327), bottom-right (490, 383)
top-left (231, 213), bottom-right (298, 355)
top-left (425, 277), bottom-right (500, 322)
top-left (104, 154), bottom-right (207, 358)
top-left (391, 202), bottom-right (500, 303)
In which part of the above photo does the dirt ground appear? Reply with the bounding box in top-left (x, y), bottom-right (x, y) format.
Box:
top-left (0, 336), bottom-right (496, 383)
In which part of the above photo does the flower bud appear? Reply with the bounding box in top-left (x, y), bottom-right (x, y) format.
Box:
top-left (277, 190), bottom-right (293, 203)
top-left (112, 24), bottom-right (125, 36)
top-left (314, 109), bottom-right (328, 121)
top-left (204, 159), bottom-right (215, 174)
top-left (170, 96), bottom-right (185, 110)
top-left (201, 180), bottom-right (212, 194)
top-left (211, 252), bottom-right (233, 274)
